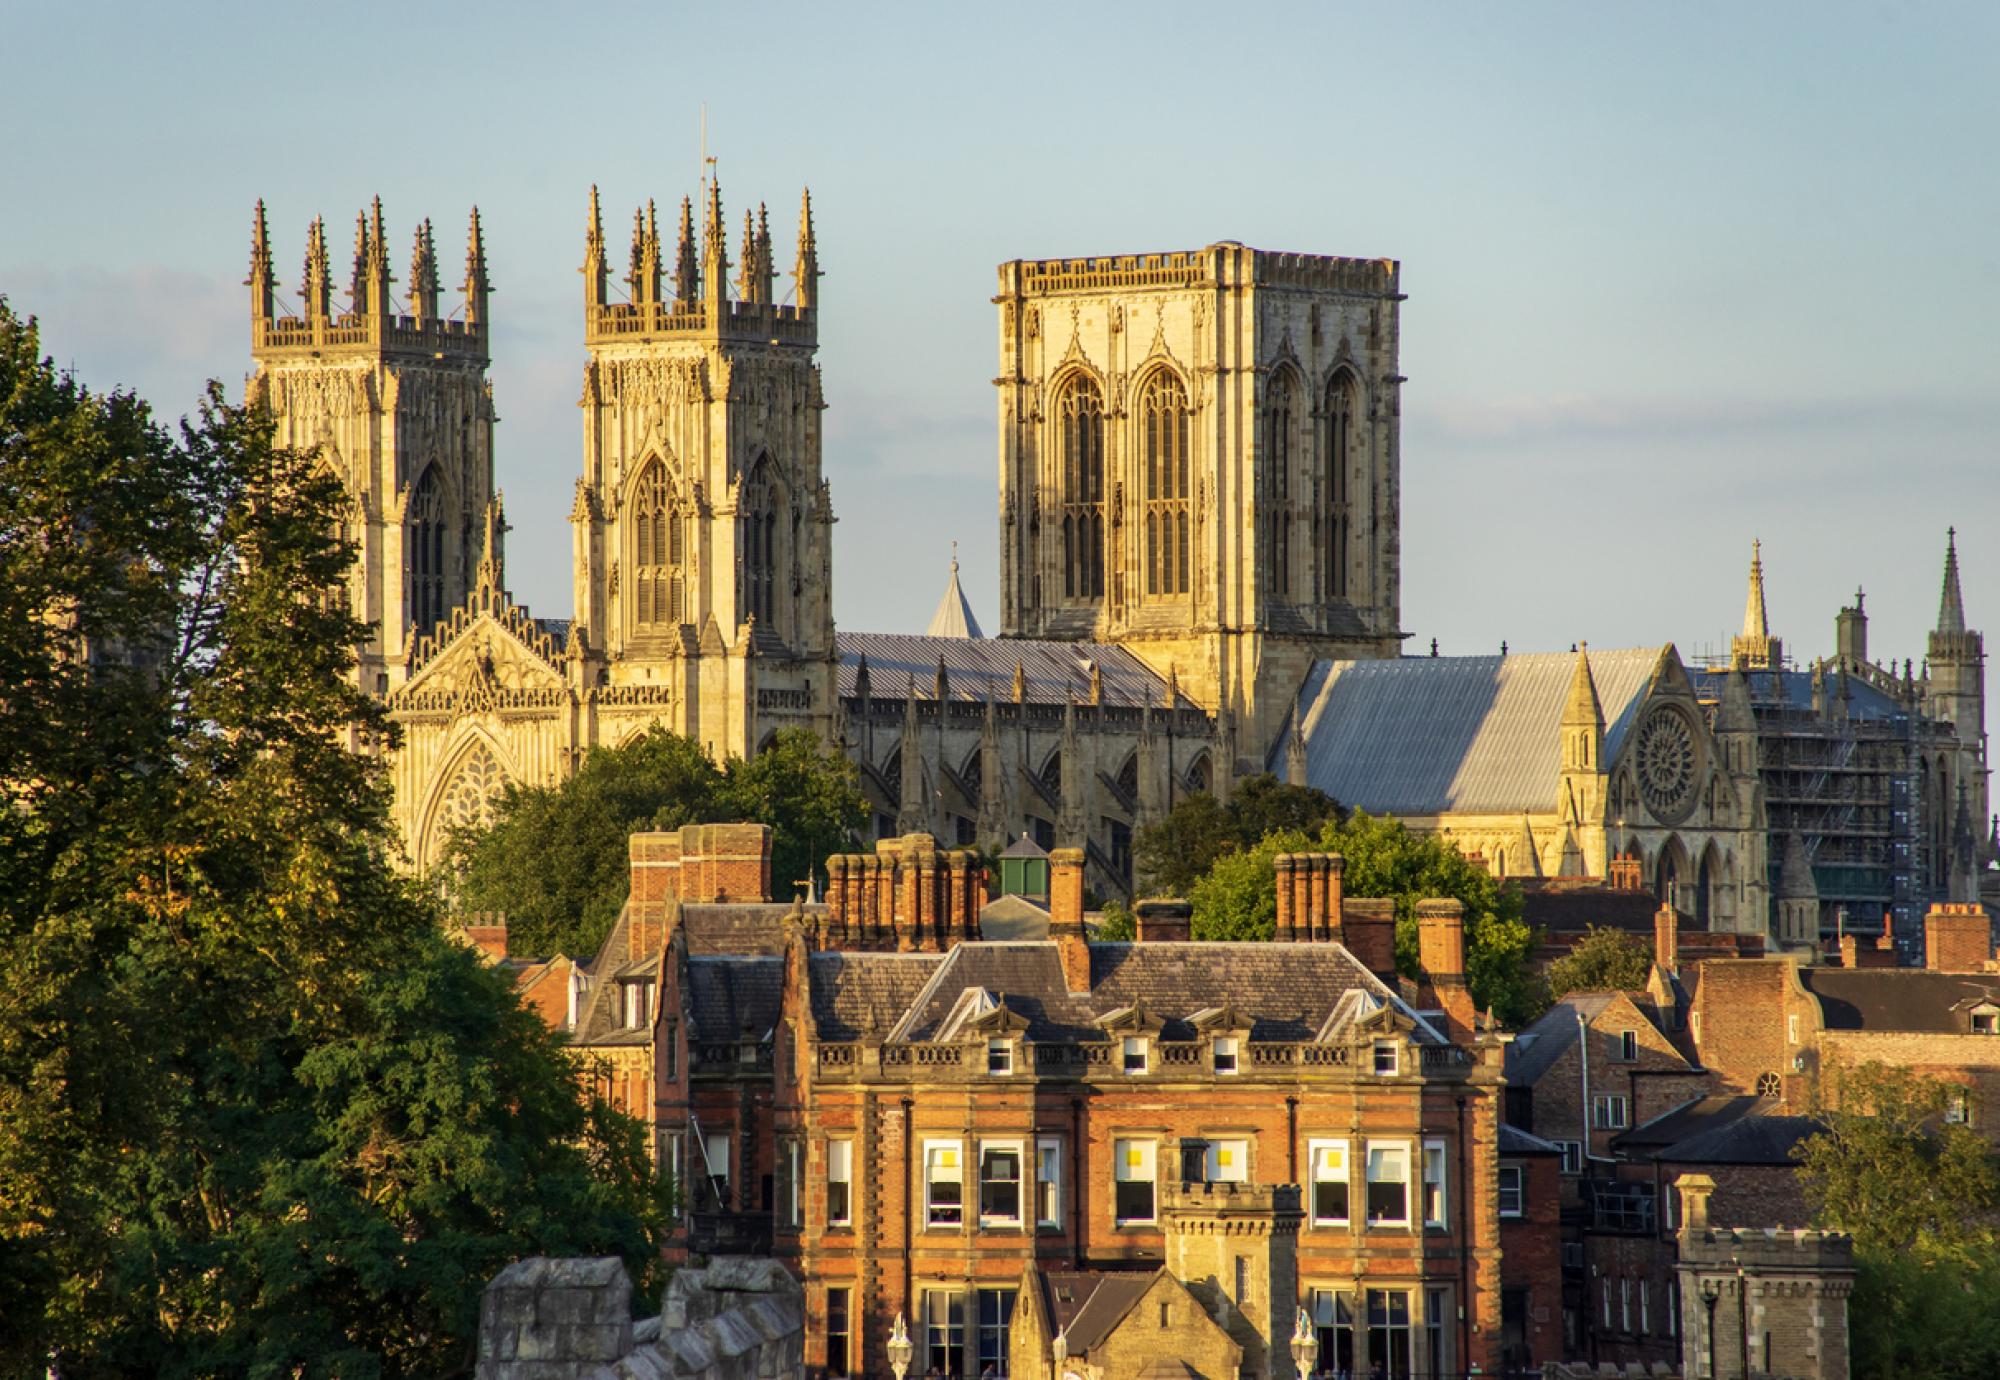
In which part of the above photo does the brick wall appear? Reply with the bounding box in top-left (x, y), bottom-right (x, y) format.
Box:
top-left (1924, 902), bottom-right (1992, 973)
top-left (1499, 1152), bottom-right (1564, 1373)
top-left (630, 823), bottom-right (774, 907)
top-left (1690, 960), bottom-right (1815, 1099)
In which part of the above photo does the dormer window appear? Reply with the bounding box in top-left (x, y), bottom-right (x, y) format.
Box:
top-left (1124, 1037), bottom-right (1150, 1075)
top-left (1972, 1006), bottom-right (2000, 1035)
top-left (1213, 1036), bottom-right (1239, 1075)
top-left (622, 978), bottom-right (654, 1029)
top-left (987, 1038), bottom-right (1014, 1075)
top-left (1373, 1041), bottom-right (1399, 1077)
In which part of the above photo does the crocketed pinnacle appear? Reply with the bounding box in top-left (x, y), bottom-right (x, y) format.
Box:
top-left (1938, 528), bottom-right (1967, 635)
top-left (1743, 538), bottom-right (1768, 640)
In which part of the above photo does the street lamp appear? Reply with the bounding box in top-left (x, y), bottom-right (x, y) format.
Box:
top-left (1699, 1277), bottom-right (1720, 1380)
top-left (1052, 1324), bottom-right (1069, 1379)
top-left (888, 1311), bottom-right (914, 1380)
top-left (1289, 1307), bottom-right (1319, 1378)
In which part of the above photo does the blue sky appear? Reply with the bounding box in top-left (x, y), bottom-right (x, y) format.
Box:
top-left (7, 1), bottom-right (1995, 667)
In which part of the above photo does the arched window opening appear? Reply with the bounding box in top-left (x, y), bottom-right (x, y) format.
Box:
top-left (740, 456), bottom-right (779, 628)
top-left (1140, 370), bottom-right (1191, 596)
top-left (1039, 749), bottom-right (1062, 799)
top-left (1058, 376), bottom-right (1106, 601)
top-left (1696, 850), bottom-right (1714, 929)
top-left (631, 460), bottom-right (685, 630)
top-left (1115, 752), bottom-right (1139, 803)
top-left (408, 465), bottom-right (448, 634)
top-left (1185, 753), bottom-right (1211, 795)
top-left (1264, 371), bottom-right (1295, 598)
top-left (1322, 371), bottom-right (1357, 600)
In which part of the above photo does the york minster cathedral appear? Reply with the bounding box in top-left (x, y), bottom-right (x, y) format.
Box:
top-left (244, 184), bottom-right (1988, 940)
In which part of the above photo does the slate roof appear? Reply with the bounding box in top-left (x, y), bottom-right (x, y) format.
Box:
top-left (1798, 968), bottom-right (2000, 1032)
top-left (680, 903), bottom-right (820, 957)
top-left (834, 631), bottom-right (1191, 709)
top-left (686, 957), bottom-right (784, 1043)
top-left (1519, 886), bottom-right (1663, 934)
top-left (1614, 1095), bottom-right (1769, 1155)
top-left (802, 939), bottom-right (1439, 1045)
top-left (1690, 666), bottom-right (1909, 724)
top-left (1499, 1124), bottom-right (1564, 1156)
top-left (1035, 1270), bottom-right (1159, 1352)
top-left (1284, 648), bottom-right (1669, 815)
top-left (806, 951), bottom-right (948, 1041)
top-left (978, 892), bottom-right (1052, 941)
top-left (1653, 1112), bottom-right (1822, 1166)
top-left (1504, 993), bottom-right (1623, 1087)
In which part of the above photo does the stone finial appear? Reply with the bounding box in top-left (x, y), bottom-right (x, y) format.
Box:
top-left (408, 218), bottom-right (439, 323)
top-left (302, 214), bottom-right (331, 318)
top-left (1938, 526), bottom-right (1967, 635)
top-left (674, 195), bottom-right (699, 304)
top-left (463, 206), bottom-right (491, 325)
top-left (794, 187), bottom-right (820, 311)
top-left (1676, 1171), bottom-right (1717, 1232)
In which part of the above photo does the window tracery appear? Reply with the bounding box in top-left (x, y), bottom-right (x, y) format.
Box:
top-left (1057, 375), bottom-right (1105, 601)
top-left (1140, 370), bottom-right (1190, 597)
top-left (1264, 369), bottom-right (1297, 598)
top-left (408, 464), bottom-right (448, 634)
top-left (630, 459), bottom-right (685, 630)
top-left (1321, 369), bottom-right (1357, 600)
top-left (740, 455), bottom-right (779, 628)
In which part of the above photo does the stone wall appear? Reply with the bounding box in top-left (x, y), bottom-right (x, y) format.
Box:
top-left (477, 1256), bottom-right (803, 1380)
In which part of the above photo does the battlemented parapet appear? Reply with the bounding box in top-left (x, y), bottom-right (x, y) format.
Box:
top-left (1673, 1174), bottom-right (1854, 1380)
top-left (1162, 1181), bottom-right (1305, 1380)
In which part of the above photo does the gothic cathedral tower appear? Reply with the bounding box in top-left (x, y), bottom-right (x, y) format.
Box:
top-left (994, 244), bottom-right (1403, 778)
top-left (246, 199), bottom-right (496, 698)
top-left (570, 183), bottom-right (836, 758)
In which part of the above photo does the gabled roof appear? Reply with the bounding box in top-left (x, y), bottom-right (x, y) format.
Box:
top-left (1798, 968), bottom-right (2000, 1032)
top-left (835, 631), bottom-right (1189, 709)
top-left (1037, 1270), bottom-right (1161, 1353)
top-left (1498, 1124), bottom-right (1564, 1157)
top-left (1503, 992), bottom-right (1681, 1087)
top-left (806, 951), bottom-right (948, 1041)
top-left (686, 956), bottom-right (784, 1043)
top-left (1285, 647), bottom-right (1670, 815)
top-left (680, 903), bottom-right (818, 957)
top-left (1614, 1095), bottom-right (1769, 1155)
top-left (1654, 1111), bottom-right (1822, 1166)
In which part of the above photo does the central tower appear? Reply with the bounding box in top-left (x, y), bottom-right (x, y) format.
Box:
top-left (994, 243), bottom-right (1403, 771)
top-left (570, 182), bottom-right (836, 757)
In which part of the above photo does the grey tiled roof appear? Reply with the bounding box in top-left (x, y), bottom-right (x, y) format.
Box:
top-left (680, 903), bottom-right (821, 957)
top-left (889, 944), bottom-right (1102, 1042)
top-left (834, 631), bottom-right (1190, 709)
top-left (807, 952), bottom-right (947, 1040)
top-left (1088, 942), bottom-right (1418, 1041)
top-left (687, 957), bottom-right (784, 1043)
top-left (1614, 1095), bottom-right (1768, 1155)
top-left (1654, 1112), bottom-right (1823, 1166)
top-left (1498, 1124), bottom-right (1564, 1156)
top-left (1799, 968), bottom-right (2000, 1032)
top-left (1284, 648), bottom-right (1668, 815)
top-left (1035, 1270), bottom-right (1159, 1352)
top-left (1503, 993), bottom-right (1620, 1088)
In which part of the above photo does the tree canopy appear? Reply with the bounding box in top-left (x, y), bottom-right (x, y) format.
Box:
top-left (1542, 925), bottom-right (1655, 1001)
top-left (1796, 1061), bottom-right (2000, 1379)
top-left (1175, 810), bottom-right (1539, 1025)
top-left (1133, 774), bottom-right (1343, 894)
top-left (445, 724), bottom-right (866, 960)
top-left (0, 300), bottom-right (664, 1376)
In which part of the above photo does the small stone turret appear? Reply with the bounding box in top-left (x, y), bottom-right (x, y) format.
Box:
top-left (1162, 1181), bottom-right (1305, 1380)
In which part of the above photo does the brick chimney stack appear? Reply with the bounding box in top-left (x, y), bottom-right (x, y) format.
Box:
top-left (1417, 898), bottom-right (1475, 1042)
top-left (1924, 902), bottom-right (1992, 973)
top-left (1341, 898), bottom-right (1399, 985)
top-left (1654, 904), bottom-right (1679, 976)
top-left (1134, 898), bottom-right (1192, 943)
top-left (1049, 847), bottom-right (1091, 991)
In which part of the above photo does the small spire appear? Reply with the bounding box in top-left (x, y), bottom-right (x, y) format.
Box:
top-left (366, 195), bottom-right (391, 316)
top-left (1088, 661), bottom-right (1103, 706)
top-left (638, 199), bottom-right (662, 306)
top-left (408, 219), bottom-right (439, 323)
top-left (736, 207), bottom-right (756, 301)
top-left (1937, 527), bottom-right (1967, 635)
top-left (935, 654), bottom-right (950, 703)
top-left (794, 187), bottom-right (820, 312)
top-left (247, 200), bottom-right (274, 322)
top-left (1562, 642), bottom-right (1603, 732)
top-left (756, 201), bottom-right (773, 304)
top-left (475, 494), bottom-right (506, 597)
top-left (627, 207), bottom-right (646, 299)
top-left (349, 210), bottom-right (371, 313)
top-left (925, 543), bottom-right (984, 638)
top-left (1743, 538), bottom-right (1768, 639)
top-left (703, 176), bottom-right (728, 306)
top-left (674, 196), bottom-right (699, 304)
top-left (463, 206), bottom-right (491, 326)
top-left (302, 214), bottom-right (331, 319)
top-left (583, 185), bottom-right (606, 308)
top-left (1012, 658), bottom-right (1027, 704)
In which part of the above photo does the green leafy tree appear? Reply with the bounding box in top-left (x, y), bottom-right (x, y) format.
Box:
top-left (1181, 810), bottom-right (1539, 1024)
top-left (447, 724), bottom-right (865, 959)
top-left (1796, 1062), bottom-right (2000, 1379)
top-left (1542, 925), bottom-right (1655, 1001)
top-left (0, 302), bottom-right (663, 1376)
top-left (1133, 774), bottom-right (1342, 894)
top-left (1094, 898), bottom-right (1135, 941)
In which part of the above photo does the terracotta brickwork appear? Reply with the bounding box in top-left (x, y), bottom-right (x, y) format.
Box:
top-left (1497, 1146), bottom-right (1564, 1374)
top-left (1689, 960), bottom-right (1818, 1101)
top-left (822, 834), bottom-right (983, 951)
top-left (1924, 901), bottom-right (1992, 973)
top-left (630, 823), bottom-right (773, 906)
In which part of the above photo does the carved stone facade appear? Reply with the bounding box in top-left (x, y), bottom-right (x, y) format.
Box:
top-left (995, 245), bottom-right (1404, 760)
top-left (247, 199), bottom-right (496, 700)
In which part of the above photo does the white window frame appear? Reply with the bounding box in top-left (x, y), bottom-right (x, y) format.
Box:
top-left (1122, 1036), bottom-right (1150, 1075)
top-left (1557, 1140), bottom-right (1583, 1175)
top-left (1373, 1040), bottom-right (1400, 1076)
top-left (1308, 1139), bottom-right (1351, 1226)
top-left (1497, 1163), bottom-right (1524, 1218)
top-left (1592, 1094), bottom-right (1630, 1130)
top-left (977, 1139), bottom-right (1025, 1227)
top-left (1620, 1277), bottom-right (1631, 1333)
top-left (987, 1038), bottom-right (1013, 1075)
top-left (663, 1131), bottom-right (686, 1222)
top-left (702, 1131), bottom-right (732, 1205)
top-left (1640, 1279), bottom-right (1650, 1336)
top-left (1213, 1035), bottom-right (1239, 1074)
top-left (1113, 1137), bottom-right (1158, 1226)
top-left (1946, 1091), bottom-right (1970, 1124)
top-left (924, 1139), bottom-right (965, 1229)
top-left (826, 1138), bottom-right (853, 1228)
top-left (1035, 1136), bottom-right (1063, 1228)
top-left (1973, 1008), bottom-right (2000, 1035)
top-left (1204, 1137), bottom-right (1250, 1184)
top-left (1422, 1139), bottom-right (1448, 1230)
top-left (1365, 1140), bottom-right (1412, 1228)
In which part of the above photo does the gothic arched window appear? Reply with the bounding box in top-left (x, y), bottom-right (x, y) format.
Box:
top-left (408, 464), bottom-right (448, 634)
top-left (741, 455), bottom-right (779, 628)
top-left (1321, 369), bottom-right (1357, 600)
top-left (1264, 369), bottom-right (1298, 598)
top-left (631, 460), bottom-right (683, 629)
top-left (1140, 370), bottom-right (1191, 597)
top-left (1057, 375), bottom-right (1105, 601)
